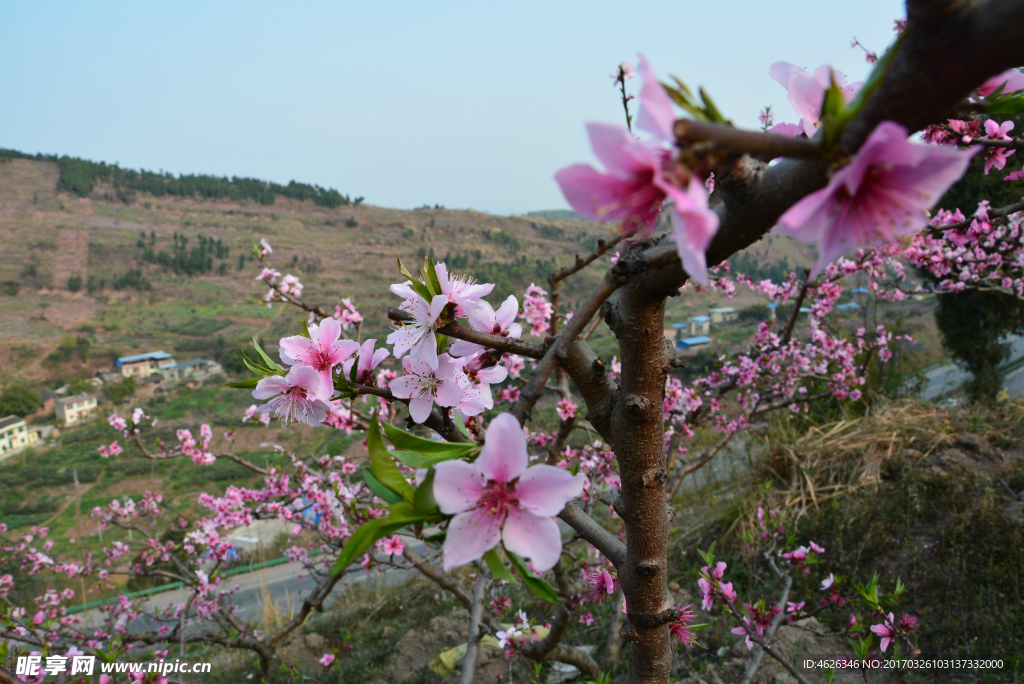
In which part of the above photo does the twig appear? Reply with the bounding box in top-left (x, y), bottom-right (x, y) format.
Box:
top-left (739, 558), bottom-right (794, 684)
top-left (968, 137), bottom-right (1024, 150)
top-left (928, 195), bottom-right (1024, 235)
top-left (558, 499), bottom-right (626, 569)
top-left (780, 272), bottom-right (811, 346)
top-left (674, 119), bottom-right (823, 160)
top-left (549, 233), bottom-right (626, 336)
top-left (459, 567), bottom-right (490, 684)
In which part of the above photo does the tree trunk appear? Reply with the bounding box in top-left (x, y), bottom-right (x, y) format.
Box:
top-left (603, 274), bottom-right (674, 683)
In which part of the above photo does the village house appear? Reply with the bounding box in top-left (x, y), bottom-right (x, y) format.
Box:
top-left (688, 315), bottom-right (712, 336)
top-left (55, 393), bottom-right (98, 426)
top-left (116, 351), bottom-right (177, 380)
top-left (178, 358), bottom-right (224, 382)
top-left (0, 415), bottom-right (43, 460)
top-left (708, 307), bottom-right (738, 324)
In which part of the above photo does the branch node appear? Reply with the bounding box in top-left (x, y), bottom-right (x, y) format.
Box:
top-left (628, 606), bottom-right (682, 629)
top-left (634, 560), bottom-right (660, 578)
top-left (624, 394), bottom-right (652, 421)
top-left (619, 622), bottom-right (640, 644)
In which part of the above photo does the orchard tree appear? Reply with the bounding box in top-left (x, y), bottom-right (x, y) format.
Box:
top-left (4, 3), bottom-right (1024, 684)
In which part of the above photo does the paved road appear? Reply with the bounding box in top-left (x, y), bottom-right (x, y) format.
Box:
top-left (918, 335), bottom-right (1024, 401)
top-left (79, 540), bottom-right (427, 635)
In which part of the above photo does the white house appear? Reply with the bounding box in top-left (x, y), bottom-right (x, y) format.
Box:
top-left (55, 393), bottom-right (98, 426)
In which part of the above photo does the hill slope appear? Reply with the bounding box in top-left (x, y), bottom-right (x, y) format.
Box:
top-left (0, 154), bottom-right (816, 386)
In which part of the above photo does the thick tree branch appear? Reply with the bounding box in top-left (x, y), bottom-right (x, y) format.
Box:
top-left (632, 2), bottom-right (1024, 294)
top-left (675, 119), bottom-right (822, 160)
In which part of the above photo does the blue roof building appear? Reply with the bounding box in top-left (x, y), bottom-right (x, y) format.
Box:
top-left (676, 336), bottom-right (713, 349)
top-left (836, 302), bottom-right (861, 312)
top-left (116, 351), bottom-right (174, 367)
top-left (691, 315), bottom-right (711, 323)
top-left (851, 288), bottom-right (870, 295)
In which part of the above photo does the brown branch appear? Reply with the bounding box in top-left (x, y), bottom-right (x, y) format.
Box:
top-left (739, 558), bottom-right (794, 684)
top-left (549, 233), bottom-right (627, 336)
top-left (513, 252), bottom-right (663, 423)
top-left (675, 119), bottom-right (822, 160)
top-left (627, 1), bottom-right (1024, 298)
top-left (930, 195), bottom-right (1024, 234)
top-left (968, 137), bottom-right (1024, 150)
top-left (438, 322), bottom-right (545, 359)
top-left (0, 666), bottom-right (28, 684)
top-left (666, 431), bottom-right (735, 501)
top-left (459, 568), bottom-right (490, 684)
top-left (558, 499), bottom-right (626, 569)
top-left (780, 273), bottom-right (811, 346)
top-left (387, 307), bottom-right (545, 358)
top-left (723, 599), bottom-right (814, 684)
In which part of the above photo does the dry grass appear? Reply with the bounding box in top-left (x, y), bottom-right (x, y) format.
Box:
top-left (737, 399), bottom-right (1024, 533)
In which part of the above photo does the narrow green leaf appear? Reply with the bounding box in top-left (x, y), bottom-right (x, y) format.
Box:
top-left (330, 518), bottom-right (384, 576)
top-left (391, 449), bottom-right (428, 469)
top-left (252, 336), bottom-right (283, 371)
top-left (362, 467), bottom-right (404, 504)
top-left (225, 378), bottom-right (261, 389)
top-left (506, 549), bottom-right (560, 603)
top-left (482, 548), bottom-right (518, 584)
top-left (299, 319), bottom-right (312, 339)
top-left (424, 529), bottom-right (446, 544)
top-left (985, 93), bottom-right (1024, 114)
top-left (397, 257), bottom-right (419, 283)
top-left (381, 421), bottom-right (477, 458)
top-left (454, 413), bottom-right (473, 440)
top-left (330, 503), bottom-right (435, 577)
top-left (423, 255), bottom-right (443, 298)
top-left (698, 87), bottom-right (728, 124)
top-left (413, 468), bottom-right (440, 514)
top-left (368, 414), bottom-right (415, 502)
top-left (241, 348), bottom-right (273, 375)
top-left (348, 354), bottom-right (360, 385)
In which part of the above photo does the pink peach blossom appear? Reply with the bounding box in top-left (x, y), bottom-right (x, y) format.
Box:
top-left (432, 413), bottom-right (584, 571)
top-left (389, 353), bottom-right (463, 424)
top-left (777, 121), bottom-right (977, 276)
top-left (279, 318), bottom-right (359, 401)
top-left (978, 68), bottom-right (1024, 96)
top-left (252, 365), bottom-right (330, 427)
top-left (769, 62), bottom-right (862, 137)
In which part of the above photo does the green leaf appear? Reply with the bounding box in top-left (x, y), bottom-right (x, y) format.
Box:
top-left (362, 467), bottom-right (404, 504)
top-left (985, 93), bottom-right (1024, 114)
top-left (391, 449), bottom-right (428, 469)
top-left (423, 255), bottom-right (443, 298)
top-left (506, 549), bottom-right (560, 603)
top-left (330, 518), bottom-right (384, 576)
top-left (698, 87), bottom-right (728, 124)
top-left (424, 529), bottom-right (447, 544)
top-left (413, 467), bottom-right (440, 514)
top-left (226, 377), bottom-right (261, 389)
top-left (482, 548), bottom-right (518, 584)
top-left (299, 319), bottom-right (312, 338)
top-left (454, 413), bottom-right (473, 440)
top-left (368, 414), bottom-right (415, 502)
top-left (330, 502), bottom-right (434, 576)
top-left (381, 421), bottom-right (477, 459)
top-left (397, 257), bottom-right (433, 301)
top-left (252, 336), bottom-right (283, 371)
top-left (348, 354), bottom-right (360, 385)
top-left (241, 348), bottom-right (273, 375)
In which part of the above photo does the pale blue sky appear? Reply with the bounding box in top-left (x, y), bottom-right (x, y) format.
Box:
top-left (1, 1), bottom-right (903, 214)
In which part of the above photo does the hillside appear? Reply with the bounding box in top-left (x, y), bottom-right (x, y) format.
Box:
top-left (0, 153), bottom-right (827, 387)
